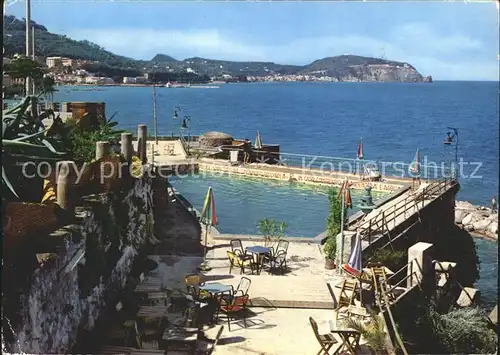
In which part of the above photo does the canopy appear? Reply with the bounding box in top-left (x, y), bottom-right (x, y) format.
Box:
top-left (342, 231), bottom-right (362, 277)
top-left (255, 131), bottom-right (263, 149)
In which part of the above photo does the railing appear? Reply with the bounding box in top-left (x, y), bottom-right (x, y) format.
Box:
top-left (179, 131), bottom-right (190, 156)
top-left (385, 257), bottom-right (424, 297)
top-left (358, 177), bottom-right (457, 243)
top-left (217, 147), bottom-right (453, 180)
top-left (167, 182), bottom-right (200, 220)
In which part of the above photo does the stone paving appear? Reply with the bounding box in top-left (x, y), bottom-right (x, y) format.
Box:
top-left (137, 239), bottom-right (369, 355)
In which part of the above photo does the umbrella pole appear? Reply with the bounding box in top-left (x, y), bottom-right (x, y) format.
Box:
top-left (339, 190), bottom-right (345, 275)
top-left (199, 222), bottom-right (212, 272)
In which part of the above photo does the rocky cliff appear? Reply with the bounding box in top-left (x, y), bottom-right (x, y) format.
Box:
top-left (455, 201), bottom-right (498, 240)
top-left (298, 55), bottom-right (430, 83)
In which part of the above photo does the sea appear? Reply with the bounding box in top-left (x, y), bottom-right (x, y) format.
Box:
top-left (48, 81), bottom-right (498, 308)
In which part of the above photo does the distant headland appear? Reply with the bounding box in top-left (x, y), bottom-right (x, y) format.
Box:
top-left (3, 15), bottom-right (432, 84)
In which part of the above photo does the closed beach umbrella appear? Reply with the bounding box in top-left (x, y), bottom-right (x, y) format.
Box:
top-left (357, 137), bottom-right (364, 160)
top-left (337, 179), bottom-right (353, 209)
top-left (255, 131), bottom-right (263, 150)
top-left (200, 187), bottom-right (218, 227)
top-left (342, 231), bottom-right (362, 277)
top-left (408, 148), bottom-right (421, 177)
top-left (200, 187), bottom-right (217, 267)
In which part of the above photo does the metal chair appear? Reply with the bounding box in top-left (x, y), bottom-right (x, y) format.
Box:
top-left (227, 251), bottom-right (254, 275)
top-left (267, 240), bottom-right (289, 274)
top-left (219, 291), bottom-right (250, 331)
top-left (234, 277), bottom-right (252, 297)
top-left (230, 239), bottom-right (253, 261)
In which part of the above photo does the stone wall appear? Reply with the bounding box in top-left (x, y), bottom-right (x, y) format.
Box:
top-left (2, 177), bottom-right (155, 354)
top-left (198, 162), bottom-right (403, 193)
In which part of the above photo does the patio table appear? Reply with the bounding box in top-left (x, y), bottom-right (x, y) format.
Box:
top-left (200, 283), bottom-right (233, 323)
top-left (200, 283), bottom-right (233, 295)
top-left (329, 320), bottom-right (361, 354)
top-left (246, 246), bottom-right (271, 274)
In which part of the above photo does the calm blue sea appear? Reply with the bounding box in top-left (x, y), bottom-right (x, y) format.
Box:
top-left (51, 82), bottom-right (498, 308)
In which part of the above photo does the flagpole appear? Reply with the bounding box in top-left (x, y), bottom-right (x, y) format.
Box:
top-left (199, 187), bottom-right (213, 272)
top-left (339, 185), bottom-right (346, 273)
top-left (199, 220), bottom-right (212, 272)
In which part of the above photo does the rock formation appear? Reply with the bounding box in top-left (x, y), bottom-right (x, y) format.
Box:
top-left (455, 201), bottom-right (498, 240)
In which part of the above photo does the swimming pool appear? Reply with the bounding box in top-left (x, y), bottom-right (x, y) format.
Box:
top-left (169, 172), bottom-right (388, 237)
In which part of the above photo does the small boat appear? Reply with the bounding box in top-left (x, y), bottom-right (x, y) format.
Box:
top-left (165, 82), bottom-right (188, 88)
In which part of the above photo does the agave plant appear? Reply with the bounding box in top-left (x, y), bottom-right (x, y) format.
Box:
top-left (342, 313), bottom-right (389, 354)
top-left (2, 96), bottom-right (68, 199)
top-left (64, 111), bottom-right (126, 165)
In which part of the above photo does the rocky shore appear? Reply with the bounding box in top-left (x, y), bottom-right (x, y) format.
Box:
top-left (455, 201), bottom-right (498, 241)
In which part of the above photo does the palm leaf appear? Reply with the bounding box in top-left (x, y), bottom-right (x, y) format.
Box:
top-left (2, 166), bottom-right (19, 198)
top-left (13, 128), bottom-right (50, 141)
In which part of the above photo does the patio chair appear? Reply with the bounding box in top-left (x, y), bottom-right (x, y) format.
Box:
top-left (227, 251), bottom-right (254, 275)
top-left (370, 267), bottom-right (396, 305)
top-left (334, 279), bottom-right (358, 321)
top-left (220, 277), bottom-right (252, 304)
top-left (219, 288), bottom-right (250, 331)
top-left (266, 240), bottom-right (289, 274)
top-left (230, 239), bottom-right (253, 261)
top-left (309, 316), bottom-right (340, 355)
top-left (185, 273), bottom-right (207, 299)
top-left (234, 277), bottom-right (252, 297)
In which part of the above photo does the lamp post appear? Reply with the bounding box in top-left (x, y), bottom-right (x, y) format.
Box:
top-left (172, 106), bottom-right (181, 136)
top-left (181, 115), bottom-right (191, 155)
top-left (444, 127), bottom-right (459, 179)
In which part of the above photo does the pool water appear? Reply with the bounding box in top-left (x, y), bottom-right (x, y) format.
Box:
top-left (169, 172), bottom-right (388, 237)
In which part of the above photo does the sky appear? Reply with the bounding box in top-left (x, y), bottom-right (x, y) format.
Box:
top-left (4, 0), bottom-right (500, 81)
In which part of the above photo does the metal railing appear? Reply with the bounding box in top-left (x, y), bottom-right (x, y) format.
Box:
top-left (358, 177), bottom-right (457, 243)
top-left (179, 131), bottom-right (190, 156)
top-left (385, 257), bottom-right (424, 296)
top-left (217, 147), bottom-right (453, 180)
top-left (167, 183), bottom-right (200, 220)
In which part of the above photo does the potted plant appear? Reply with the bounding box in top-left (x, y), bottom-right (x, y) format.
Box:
top-left (257, 217), bottom-right (288, 248)
top-left (324, 236), bottom-right (337, 269)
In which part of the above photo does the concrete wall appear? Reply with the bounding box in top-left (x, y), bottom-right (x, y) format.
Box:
top-left (364, 182), bottom-right (459, 253)
top-left (2, 177), bottom-right (155, 354)
top-left (198, 162), bottom-right (403, 192)
top-left (364, 182), bottom-right (478, 286)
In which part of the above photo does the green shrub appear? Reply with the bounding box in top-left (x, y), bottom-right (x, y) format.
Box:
top-left (434, 307), bottom-right (497, 354)
top-left (257, 218), bottom-right (288, 247)
top-left (63, 113), bottom-right (124, 165)
top-left (367, 248), bottom-right (407, 272)
top-left (324, 236), bottom-right (337, 260)
top-left (342, 313), bottom-right (388, 354)
top-left (324, 188), bottom-right (347, 260)
top-left (412, 305), bottom-right (497, 354)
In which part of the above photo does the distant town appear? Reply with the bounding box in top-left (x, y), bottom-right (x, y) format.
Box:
top-left (3, 54), bottom-right (430, 90)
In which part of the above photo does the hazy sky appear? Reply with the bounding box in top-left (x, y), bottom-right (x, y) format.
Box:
top-left (4, 0), bottom-right (500, 81)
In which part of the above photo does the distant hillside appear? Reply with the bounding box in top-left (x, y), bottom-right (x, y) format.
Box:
top-left (298, 55), bottom-right (428, 82)
top-left (3, 15), bottom-right (143, 68)
top-left (3, 15), bottom-right (431, 82)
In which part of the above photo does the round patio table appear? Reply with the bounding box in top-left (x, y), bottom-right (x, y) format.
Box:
top-left (199, 283), bottom-right (233, 324)
top-left (246, 245), bottom-right (271, 274)
top-left (200, 283), bottom-right (232, 294)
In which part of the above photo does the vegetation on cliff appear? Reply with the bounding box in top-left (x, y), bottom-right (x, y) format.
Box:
top-left (4, 15), bottom-right (430, 81)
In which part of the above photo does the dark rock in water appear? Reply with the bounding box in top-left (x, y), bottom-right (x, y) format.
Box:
top-left (423, 75), bottom-right (433, 83)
